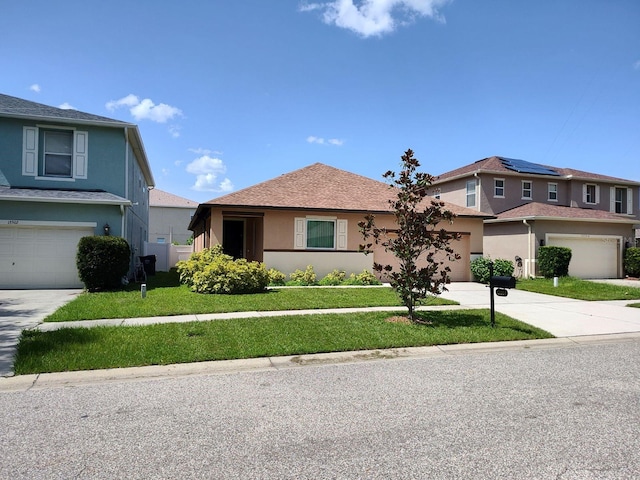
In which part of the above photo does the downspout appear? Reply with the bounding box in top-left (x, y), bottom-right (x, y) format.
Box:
top-left (123, 127), bottom-right (129, 240)
top-left (523, 219), bottom-right (532, 277)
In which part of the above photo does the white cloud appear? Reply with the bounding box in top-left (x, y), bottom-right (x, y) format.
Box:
top-left (168, 125), bottom-right (181, 138)
top-left (300, 0), bottom-right (449, 37)
top-left (29, 84), bottom-right (41, 93)
top-left (307, 135), bottom-right (344, 146)
top-left (188, 147), bottom-right (223, 156)
top-left (186, 155), bottom-right (234, 192)
top-left (106, 94), bottom-right (139, 111)
top-left (58, 102), bottom-right (76, 110)
top-left (161, 168), bottom-right (170, 176)
top-left (106, 94), bottom-right (182, 123)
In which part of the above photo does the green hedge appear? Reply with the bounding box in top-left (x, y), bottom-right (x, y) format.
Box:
top-left (624, 247), bottom-right (640, 277)
top-left (538, 246), bottom-right (572, 278)
top-left (76, 236), bottom-right (131, 291)
top-left (470, 257), bottom-right (514, 283)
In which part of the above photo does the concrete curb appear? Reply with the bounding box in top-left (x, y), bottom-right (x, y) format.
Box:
top-left (2, 332), bottom-right (639, 392)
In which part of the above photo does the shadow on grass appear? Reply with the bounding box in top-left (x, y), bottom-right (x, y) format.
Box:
top-left (16, 328), bottom-right (99, 358)
top-left (413, 310), bottom-right (545, 336)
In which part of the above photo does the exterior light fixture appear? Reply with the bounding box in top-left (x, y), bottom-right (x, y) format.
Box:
top-left (103, 223), bottom-right (111, 236)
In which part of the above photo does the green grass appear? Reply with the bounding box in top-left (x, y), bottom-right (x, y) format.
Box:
top-left (15, 310), bottom-right (553, 374)
top-left (45, 271), bottom-right (455, 322)
top-left (516, 277), bottom-right (640, 301)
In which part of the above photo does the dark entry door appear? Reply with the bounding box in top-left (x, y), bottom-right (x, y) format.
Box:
top-left (223, 219), bottom-right (244, 259)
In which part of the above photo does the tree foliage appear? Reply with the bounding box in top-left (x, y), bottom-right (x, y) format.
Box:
top-left (359, 149), bottom-right (460, 322)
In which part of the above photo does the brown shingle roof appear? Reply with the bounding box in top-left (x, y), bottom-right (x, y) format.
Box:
top-left (493, 202), bottom-right (637, 223)
top-left (435, 156), bottom-right (639, 185)
top-left (150, 189), bottom-right (198, 208)
top-left (204, 163), bottom-right (488, 217)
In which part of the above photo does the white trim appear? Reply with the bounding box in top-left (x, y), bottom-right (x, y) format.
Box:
top-left (484, 216), bottom-right (637, 225)
top-left (34, 176), bottom-right (75, 182)
top-left (35, 124), bottom-right (76, 130)
top-left (0, 194), bottom-right (131, 206)
top-left (0, 220), bottom-right (97, 228)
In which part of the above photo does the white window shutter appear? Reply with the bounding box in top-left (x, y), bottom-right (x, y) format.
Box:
top-left (582, 184), bottom-right (587, 203)
top-left (294, 218), bottom-right (306, 249)
top-left (595, 185), bottom-right (600, 205)
top-left (22, 126), bottom-right (38, 176)
top-left (627, 188), bottom-right (633, 214)
top-left (610, 187), bottom-right (615, 212)
top-left (336, 219), bottom-right (348, 250)
top-left (74, 131), bottom-right (88, 179)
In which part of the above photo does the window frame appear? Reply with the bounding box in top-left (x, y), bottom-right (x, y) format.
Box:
top-left (22, 125), bottom-right (88, 181)
top-left (306, 219), bottom-right (336, 250)
top-left (547, 183), bottom-right (558, 202)
top-left (614, 187), bottom-right (628, 214)
top-left (521, 180), bottom-right (532, 200)
top-left (294, 217), bottom-right (348, 251)
top-left (43, 130), bottom-right (74, 178)
top-left (465, 180), bottom-right (476, 208)
top-left (584, 183), bottom-right (598, 205)
top-left (494, 178), bottom-right (505, 198)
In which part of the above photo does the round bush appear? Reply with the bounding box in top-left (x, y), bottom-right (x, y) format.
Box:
top-left (76, 236), bottom-right (131, 291)
top-left (538, 246), bottom-right (572, 278)
top-left (624, 247), bottom-right (640, 277)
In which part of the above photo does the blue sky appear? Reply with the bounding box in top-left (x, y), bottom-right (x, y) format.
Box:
top-left (1, 0), bottom-right (639, 203)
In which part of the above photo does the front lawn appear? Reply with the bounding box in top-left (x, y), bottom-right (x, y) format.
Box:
top-left (46, 270), bottom-right (455, 322)
top-left (516, 277), bottom-right (640, 301)
top-left (15, 310), bottom-right (553, 374)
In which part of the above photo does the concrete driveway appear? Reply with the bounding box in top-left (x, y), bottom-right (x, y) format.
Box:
top-left (439, 282), bottom-right (640, 337)
top-left (0, 289), bottom-right (82, 376)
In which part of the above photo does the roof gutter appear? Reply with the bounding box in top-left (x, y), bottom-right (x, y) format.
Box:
top-left (485, 215), bottom-right (639, 225)
top-left (0, 194), bottom-right (131, 206)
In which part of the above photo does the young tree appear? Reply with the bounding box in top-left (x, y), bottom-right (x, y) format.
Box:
top-left (359, 149), bottom-right (461, 322)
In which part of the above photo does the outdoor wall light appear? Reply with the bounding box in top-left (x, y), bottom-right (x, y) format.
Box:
top-left (539, 239), bottom-right (545, 247)
top-left (103, 223), bottom-right (111, 236)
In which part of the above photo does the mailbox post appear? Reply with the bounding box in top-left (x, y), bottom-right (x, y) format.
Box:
top-left (488, 262), bottom-right (517, 327)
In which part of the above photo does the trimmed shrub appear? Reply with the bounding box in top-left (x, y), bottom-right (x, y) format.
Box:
top-left (344, 269), bottom-right (382, 285)
top-left (267, 268), bottom-right (287, 286)
top-left (624, 247), bottom-right (640, 277)
top-left (176, 245), bottom-right (269, 294)
top-left (319, 269), bottom-right (346, 286)
top-left (470, 257), bottom-right (514, 284)
top-left (76, 236), bottom-right (131, 292)
top-left (289, 265), bottom-right (317, 286)
top-left (538, 246), bottom-right (572, 278)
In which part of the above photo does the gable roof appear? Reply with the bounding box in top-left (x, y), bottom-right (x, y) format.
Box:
top-left (487, 202), bottom-right (638, 224)
top-left (150, 189), bottom-right (198, 208)
top-left (0, 93), bottom-right (129, 126)
top-left (434, 156), bottom-right (639, 185)
top-left (201, 162), bottom-right (489, 217)
top-left (0, 93), bottom-right (154, 187)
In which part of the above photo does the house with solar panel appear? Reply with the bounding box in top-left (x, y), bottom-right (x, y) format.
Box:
top-left (0, 93), bottom-right (154, 288)
top-left (430, 156), bottom-right (640, 279)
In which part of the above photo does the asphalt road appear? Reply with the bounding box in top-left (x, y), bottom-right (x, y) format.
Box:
top-left (1, 339), bottom-right (639, 479)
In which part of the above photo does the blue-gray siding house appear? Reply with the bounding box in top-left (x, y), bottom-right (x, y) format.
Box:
top-left (0, 93), bottom-right (154, 288)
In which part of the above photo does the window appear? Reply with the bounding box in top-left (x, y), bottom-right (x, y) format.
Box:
top-left (307, 220), bottom-right (335, 249)
top-left (494, 178), bottom-right (505, 198)
top-left (609, 186), bottom-right (633, 214)
top-left (521, 181), bottom-right (532, 200)
top-left (548, 183), bottom-right (558, 201)
top-left (294, 217), bottom-right (348, 250)
top-left (44, 131), bottom-right (73, 177)
top-left (466, 180), bottom-right (476, 207)
top-left (584, 184), bottom-right (598, 204)
top-left (22, 126), bottom-right (88, 180)
top-left (433, 188), bottom-right (441, 200)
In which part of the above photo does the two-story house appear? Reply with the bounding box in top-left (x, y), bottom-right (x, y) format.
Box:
top-left (431, 156), bottom-right (640, 279)
top-left (0, 93), bottom-right (154, 288)
top-left (149, 189), bottom-right (198, 245)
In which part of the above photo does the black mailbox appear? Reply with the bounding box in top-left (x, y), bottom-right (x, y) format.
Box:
top-left (490, 275), bottom-right (516, 289)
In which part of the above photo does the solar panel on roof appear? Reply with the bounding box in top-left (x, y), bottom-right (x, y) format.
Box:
top-left (499, 157), bottom-right (560, 176)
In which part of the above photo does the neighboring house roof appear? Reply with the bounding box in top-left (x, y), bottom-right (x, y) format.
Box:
top-left (434, 156), bottom-right (639, 185)
top-left (487, 202), bottom-right (639, 224)
top-left (0, 93), bottom-right (155, 187)
top-left (200, 162), bottom-right (490, 217)
top-left (150, 189), bottom-right (198, 208)
top-left (0, 186), bottom-right (130, 205)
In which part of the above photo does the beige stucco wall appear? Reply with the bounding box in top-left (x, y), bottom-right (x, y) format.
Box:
top-left (195, 206), bottom-right (484, 282)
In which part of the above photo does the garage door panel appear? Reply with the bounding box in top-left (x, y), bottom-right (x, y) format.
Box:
top-left (548, 236), bottom-right (618, 279)
top-left (0, 226), bottom-right (93, 289)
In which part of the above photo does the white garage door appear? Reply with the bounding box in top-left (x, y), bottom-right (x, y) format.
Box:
top-left (547, 236), bottom-right (619, 279)
top-left (0, 225), bottom-right (94, 289)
